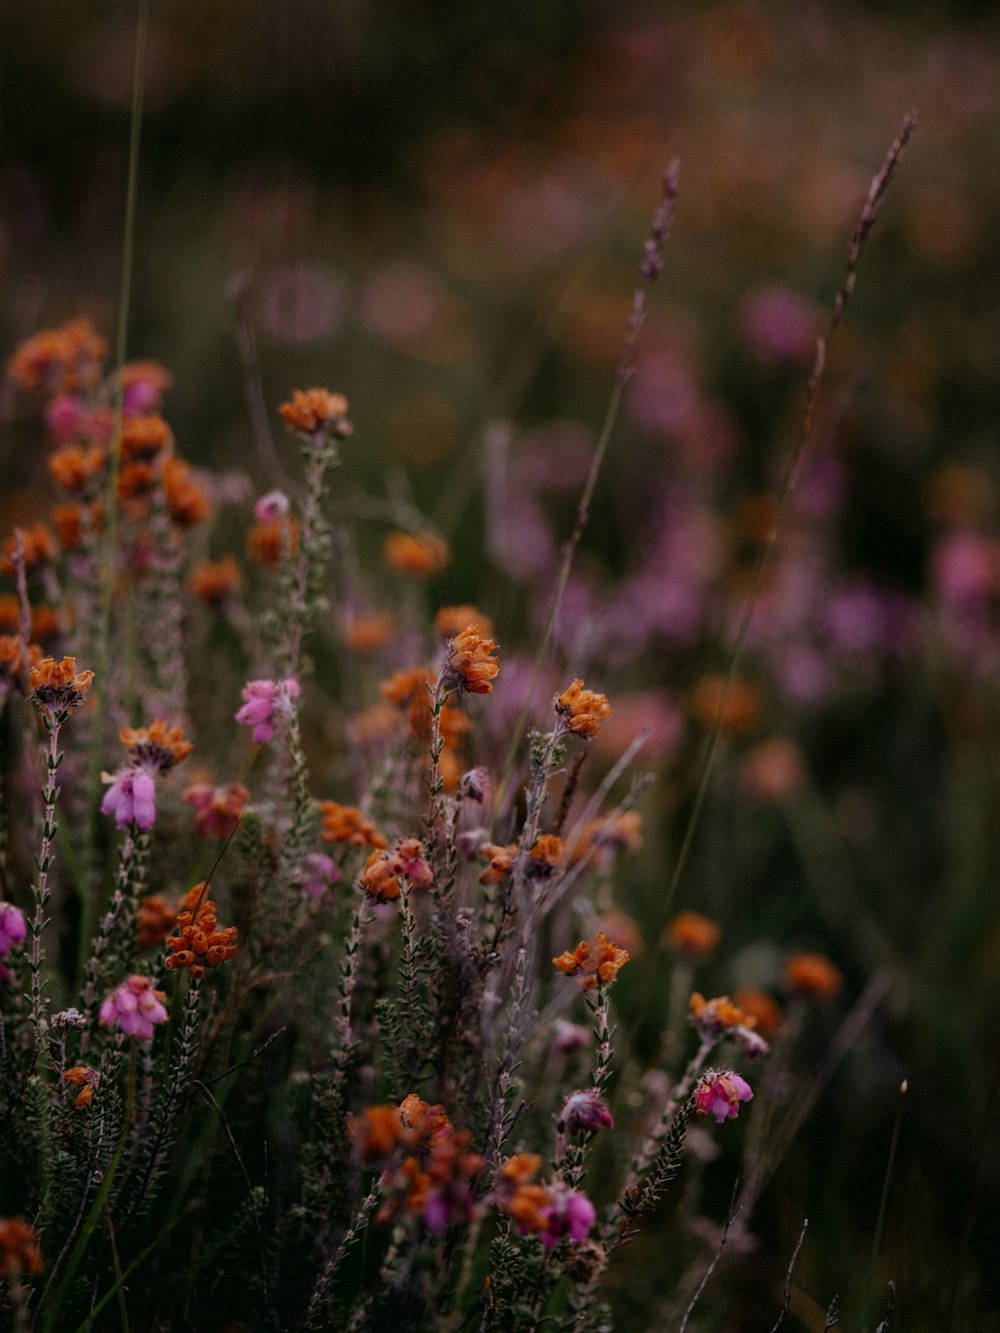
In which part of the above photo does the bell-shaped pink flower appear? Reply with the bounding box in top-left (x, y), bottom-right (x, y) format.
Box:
top-left (98, 975), bottom-right (169, 1041)
top-left (539, 1184), bottom-right (596, 1248)
top-left (101, 768), bottom-right (157, 830)
top-left (235, 678), bottom-right (300, 744)
top-left (0, 902), bottom-right (27, 958)
top-left (695, 1070), bottom-right (754, 1124)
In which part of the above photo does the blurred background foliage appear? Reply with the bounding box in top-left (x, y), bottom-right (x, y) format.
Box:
top-left (2, 1), bottom-right (1000, 1328)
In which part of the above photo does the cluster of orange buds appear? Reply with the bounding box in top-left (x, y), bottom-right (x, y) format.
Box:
top-left (278, 388), bottom-right (352, 438)
top-left (383, 529), bottom-right (450, 577)
top-left (135, 894), bottom-right (178, 950)
top-left (164, 883), bottom-right (238, 980)
top-left (119, 412), bottom-right (172, 462)
top-left (434, 605), bottom-right (493, 639)
top-left (478, 842), bottom-right (516, 885)
top-left (29, 656), bottom-right (94, 719)
top-left (490, 1155), bottom-right (596, 1249)
top-left (120, 720), bottom-right (192, 772)
top-left (189, 555), bottom-right (241, 606)
top-left (163, 456), bottom-right (211, 527)
top-left (350, 1094), bottom-right (483, 1235)
top-left (0, 1216), bottom-right (43, 1278)
top-left (120, 360), bottom-right (172, 410)
top-left (0, 637), bottom-right (41, 693)
top-left (319, 801), bottom-right (387, 850)
top-left (553, 931), bottom-right (630, 991)
top-left (48, 443), bottom-right (105, 495)
top-left (567, 811), bottom-right (642, 868)
top-left (443, 626), bottom-right (500, 696)
top-left (689, 992), bottom-right (770, 1057)
top-left (182, 781), bottom-right (249, 839)
top-left (359, 838), bottom-right (433, 902)
top-left (556, 679), bottom-right (612, 739)
top-left (63, 1065), bottom-right (100, 1111)
top-left (7, 317), bottom-right (106, 394)
top-left (667, 911), bottom-right (721, 959)
top-left (785, 952), bottom-right (842, 998)
top-left (1, 523), bottom-right (56, 577)
top-left (247, 514), bottom-right (300, 566)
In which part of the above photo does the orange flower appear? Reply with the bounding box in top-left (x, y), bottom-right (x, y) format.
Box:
top-left (63, 1065), bottom-right (99, 1111)
top-left (164, 892), bottom-right (238, 980)
top-left (343, 609), bottom-right (394, 653)
top-left (248, 515), bottom-right (300, 565)
top-left (478, 842), bottom-right (516, 885)
top-left (120, 360), bottom-right (172, 410)
top-left (29, 656), bottom-right (94, 715)
top-left (120, 413), bottom-right (172, 461)
top-left (0, 635), bottom-right (42, 686)
top-left (0, 1217), bottom-right (43, 1277)
top-left (189, 556), bottom-right (241, 605)
top-left (278, 388), bottom-right (352, 437)
top-left (667, 911), bottom-right (721, 959)
top-left (689, 991), bottom-right (751, 1030)
top-left (48, 444), bottom-right (105, 494)
top-left (320, 801), bottom-right (388, 850)
top-left (556, 679), bottom-right (612, 738)
top-left (51, 502), bottom-right (102, 551)
top-left (7, 318), bottom-right (106, 394)
top-left (734, 988), bottom-right (782, 1038)
top-left (444, 626), bottom-right (500, 695)
top-left (784, 952), bottom-right (842, 999)
top-left (435, 605), bottom-right (493, 639)
top-left (529, 834), bottom-right (563, 877)
top-left (1, 524), bottom-right (56, 576)
top-left (350, 1104), bottom-right (403, 1163)
top-left (119, 720), bottom-right (192, 770)
top-left (359, 849), bottom-right (401, 902)
top-left (135, 895), bottom-right (178, 950)
top-left (383, 530), bottom-right (450, 577)
top-left (117, 461), bottom-right (155, 500)
top-left (689, 673), bottom-right (762, 739)
top-left (182, 782), bottom-right (249, 839)
top-left (163, 456), bottom-right (211, 527)
top-left (568, 811), bottom-right (643, 867)
top-left (553, 931), bottom-right (630, 991)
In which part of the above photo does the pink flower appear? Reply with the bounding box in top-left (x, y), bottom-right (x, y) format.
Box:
top-left (98, 975), bottom-right (169, 1041)
top-left (0, 902), bottom-right (27, 958)
top-left (101, 768), bottom-right (157, 831)
top-left (539, 1184), bottom-right (596, 1248)
top-left (254, 490), bottom-right (290, 522)
top-left (235, 678), bottom-right (301, 744)
top-left (393, 838), bottom-right (433, 889)
top-left (695, 1070), bottom-right (754, 1124)
top-left (560, 1089), bottom-right (614, 1136)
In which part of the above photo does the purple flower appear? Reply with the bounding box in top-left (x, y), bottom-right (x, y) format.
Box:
top-left (101, 767), bottom-right (157, 831)
top-left (560, 1089), bottom-right (614, 1136)
top-left (0, 902), bottom-right (27, 958)
top-left (695, 1070), bottom-right (754, 1124)
top-left (235, 678), bottom-right (301, 744)
top-left (539, 1184), bottom-right (596, 1248)
top-left (98, 975), bottom-right (169, 1041)
top-left (302, 852), bottom-right (340, 903)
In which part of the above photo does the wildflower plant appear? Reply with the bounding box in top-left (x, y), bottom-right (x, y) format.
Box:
top-left (0, 108), bottom-right (925, 1333)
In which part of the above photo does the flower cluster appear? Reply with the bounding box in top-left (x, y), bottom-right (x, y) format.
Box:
top-left (667, 911), bottom-right (721, 958)
top-left (491, 1155), bottom-right (596, 1249)
top-left (350, 1094), bottom-right (483, 1234)
top-left (29, 655), bottom-right (94, 721)
top-left (101, 721), bottom-right (192, 831)
top-left (0, 1217), bottom-right (43, 1278)
top-left (785, 952), bottom-right (843, 998)
top-left (98, 975), bottom-right (169, 1041)
top-left (556, 679), bottom-right (612, 738)
top-left (319, 801), bottom-right (387, 849)
top-left (689, 992), bottom-right (769, 1057)
top-left (553, 931), bottom-right (630, 990)
top-left (442, 626), bottom-right (500, 695)
top-left (164, 884), bottom-right (238, 979)
top-left (182, 782), bottom-right (250, 839)
top-left (359, 838), bottom-right (434, 902)
top-left (63, 1065), bottom-right (100, 1111)
top-left (278, 388), bottom-right (352, 439)
top-left (383, 530), bottom-right (450, 577)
